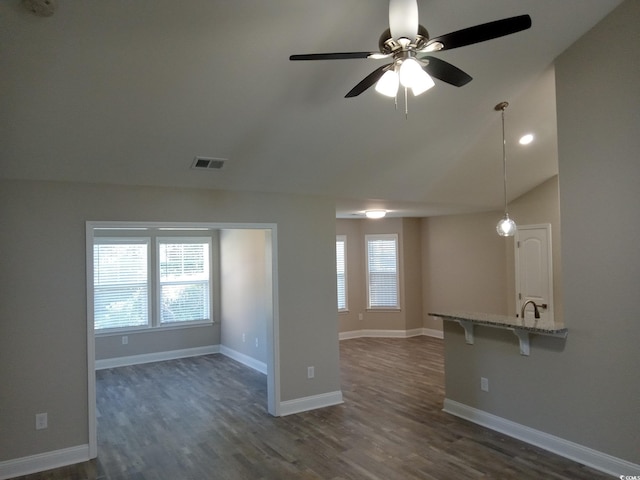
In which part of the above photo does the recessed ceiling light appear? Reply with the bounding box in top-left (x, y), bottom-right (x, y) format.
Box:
top-left (519, 133), bottom-right (534, 145)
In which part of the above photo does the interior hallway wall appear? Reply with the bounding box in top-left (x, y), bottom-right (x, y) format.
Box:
top-left (0, 179), bottom-right (340, 462)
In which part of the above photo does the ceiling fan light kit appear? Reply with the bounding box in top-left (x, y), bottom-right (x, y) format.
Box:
top-left (290, 0), bottom-right (531, 102)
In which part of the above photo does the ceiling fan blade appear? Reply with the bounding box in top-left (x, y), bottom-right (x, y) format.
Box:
top-left (389, 0), bottom-right (418, 41)
top-left (345, 64), bottom-right (392, 98)
top-left (426, 15), bottom-right (531, 51)
top-left (290, 52), bottom-right (374, 61)
top-left (419, 56), bottom-right (472, 87)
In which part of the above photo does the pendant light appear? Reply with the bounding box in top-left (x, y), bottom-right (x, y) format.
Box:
top-left (495, 101), bottom-right (517, 237)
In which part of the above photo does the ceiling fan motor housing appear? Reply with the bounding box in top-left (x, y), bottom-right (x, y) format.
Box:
top-left (379, 25), bottom-right (430, 55)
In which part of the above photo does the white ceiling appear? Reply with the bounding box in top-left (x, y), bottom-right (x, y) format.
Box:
top-left (0, 0), bottom-right (623, 217)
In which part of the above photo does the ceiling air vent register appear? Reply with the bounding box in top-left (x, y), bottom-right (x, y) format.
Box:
top-left (191, 157), bottom-right (227, 171)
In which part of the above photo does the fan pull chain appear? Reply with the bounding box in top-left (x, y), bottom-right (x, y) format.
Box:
top-left (404, 87), bottom-right (409, 119)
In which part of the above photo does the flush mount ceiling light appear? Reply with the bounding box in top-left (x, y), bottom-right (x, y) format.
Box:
top-left (290, 0), bottom-right (531, 114)
top-left (519, 133), bottom-right (534, 145)
top-left (495, 101), bottom-right (517, 237)
top-left (365, 210), bottom-right (387, 219)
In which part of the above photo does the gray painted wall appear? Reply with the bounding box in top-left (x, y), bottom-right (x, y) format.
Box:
top-left (424, 211), bottom-right (508, 315)
top-left (220, 229), bottom-right (270, 363)
top-left (506, 175), bottom-right (563, 322)
top-left (0, 179), bottom-right (340, 461)
top-left (440, 0), bottom-right (639, 464)
top-left (554, 0), bottom-right (639, 462)
top-left (96, 325), bottom-right (217, 360)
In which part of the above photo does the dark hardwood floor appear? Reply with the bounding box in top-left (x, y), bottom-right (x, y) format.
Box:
top-left (13, 337), bottom-right (609, 479)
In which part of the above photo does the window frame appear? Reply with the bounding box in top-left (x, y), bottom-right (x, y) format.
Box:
top-left (365, 233), bottom-right (400, 310)
top-left (336, 235), bottom-right (348, 312)
top-left (156, 236), bottom-right (212, 327)
top-left (90, 225), bottom-right (217, 335)
top-left (93, 236), bottom-right (152, 331)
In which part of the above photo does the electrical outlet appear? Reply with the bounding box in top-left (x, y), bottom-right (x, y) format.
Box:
top-left (307, 366), bottom-right (315, 379)
top-left (481, 377), bottom-right (489, 392)
top-left (255, 338), bottom-right (259, 348)
top-left (122, 336), bottom-right (128, 345)
top-left (35, 413), bottom-right (48, 430)
top-left (242, 333), bottom-right (245, 343)
top-left (358, 313), bottom-right (363, 321)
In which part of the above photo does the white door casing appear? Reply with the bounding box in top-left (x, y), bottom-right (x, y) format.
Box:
top-left (515, 224), bottom-right (554, 323)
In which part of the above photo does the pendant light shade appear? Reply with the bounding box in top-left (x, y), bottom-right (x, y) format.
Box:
top-left (497, 214), bottom-right (517, 236)
top-left (495, 101), bottom-right (517, 237)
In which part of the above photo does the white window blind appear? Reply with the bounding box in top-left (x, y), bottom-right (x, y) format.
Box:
top-left (366, 234), bottom-right (399, 309)
top-left (93, 239), bottom-right (150, 330)
top-left (336, 236), bottom-right (347, 311)
top-left (158, 239), bottom-right (211, 324)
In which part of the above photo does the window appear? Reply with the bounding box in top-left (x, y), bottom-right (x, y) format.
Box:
top-left (94, 238), bottom-right (150, 330)
top-left (336, 235), bottom-right (347, 311)
top-left (91, 227), bottom-right (215, 333)
top-left (366, 234), bottom-right (399, 309)
top-left (158, 238), bottom-right (211, 324)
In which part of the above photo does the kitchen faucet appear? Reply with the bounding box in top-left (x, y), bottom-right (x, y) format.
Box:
top-left (520, 299), bottom-right (540, 319)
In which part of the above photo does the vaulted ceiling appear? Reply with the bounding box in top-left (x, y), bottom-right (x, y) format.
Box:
top-left (0, 0), bottom-right (623, 217)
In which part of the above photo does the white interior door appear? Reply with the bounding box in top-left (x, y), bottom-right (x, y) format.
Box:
top-left (515, 224), bottom-right (553, 322)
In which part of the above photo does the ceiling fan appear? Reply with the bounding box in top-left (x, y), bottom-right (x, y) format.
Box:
top-left (290, 0), bottom-right (531, 99)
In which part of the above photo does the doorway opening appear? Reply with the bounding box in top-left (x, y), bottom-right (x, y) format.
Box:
top-left (86, 221), bottom-right (280, 459)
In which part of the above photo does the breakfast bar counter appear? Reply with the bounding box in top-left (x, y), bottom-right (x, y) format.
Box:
top-left (429, 311), bottom-right (568, 356)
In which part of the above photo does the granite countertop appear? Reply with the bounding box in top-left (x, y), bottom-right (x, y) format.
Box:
top-left (429, 311), bottom-right (568, 336)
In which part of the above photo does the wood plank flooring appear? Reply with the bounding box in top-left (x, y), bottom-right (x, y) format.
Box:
top-left (13, 337), bottom-right (609, 479)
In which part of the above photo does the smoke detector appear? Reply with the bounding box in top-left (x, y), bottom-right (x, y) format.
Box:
top-left (23, 0), bottom-right (57, 17)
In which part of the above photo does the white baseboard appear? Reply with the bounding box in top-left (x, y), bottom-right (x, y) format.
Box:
top-left (279, 391), bottom-right (344, 416)
top-left (0, 444), bottom-right (89, 480)
top-left (423, 328), bottom-right (444, 339)
top-left (95, 345), bottom-right (220, 370)
top-left (219, 346), bottom-right (267, 375)
top-left (339, 328), bottom-right (443, 340)
top-left (443, 398), bottom-right (639, 477)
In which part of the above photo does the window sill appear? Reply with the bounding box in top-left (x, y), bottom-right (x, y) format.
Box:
top-left (95, 320), bottom-right (215, 337)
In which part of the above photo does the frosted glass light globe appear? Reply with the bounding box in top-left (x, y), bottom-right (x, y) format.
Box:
top-left (496, 214), bottom-right (517, 237)
top-left (399, 58), bottom-right (423, 88)
top-left (375, 70), bottom-right (400, 97)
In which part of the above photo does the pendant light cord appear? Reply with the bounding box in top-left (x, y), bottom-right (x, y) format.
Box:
top-left (495, 101), bottom-right (516, 236)
top-left (501, 106), bottom-right (508, 215)
top-left (495, 101), bottom-right (510, 216)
